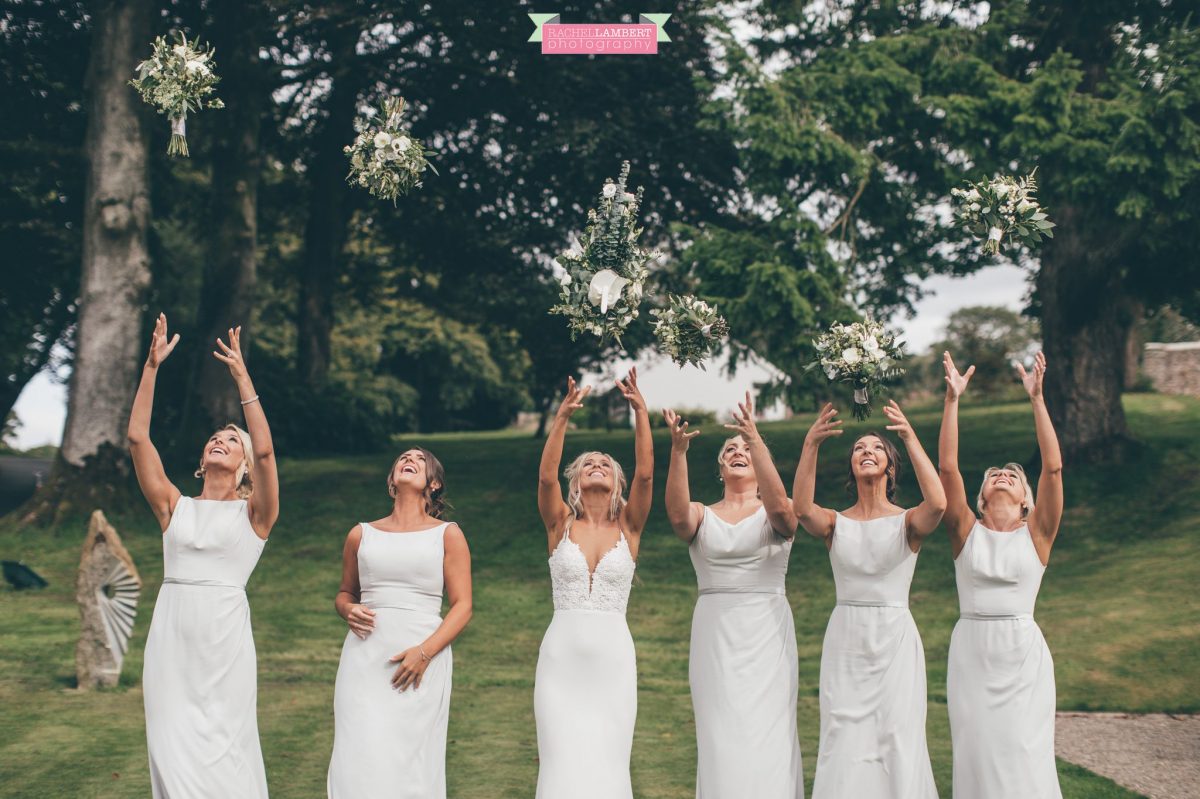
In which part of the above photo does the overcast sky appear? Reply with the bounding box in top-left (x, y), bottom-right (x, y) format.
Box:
top-left (8, 264), bottom-right (1029, 449)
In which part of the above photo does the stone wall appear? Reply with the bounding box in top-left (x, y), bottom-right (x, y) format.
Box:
top-left (1143, 342), bottom-right (1200, 397)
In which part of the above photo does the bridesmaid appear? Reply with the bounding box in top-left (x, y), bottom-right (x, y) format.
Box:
top-left (130, 315), bottom-right (277, 798)
top-left (794, 400), bottom-right (944, 799)
top-left (534, 371), bottom-right (652, 799)
top-left (663, 393), bottom-right (804, 798)
top-left (327, 447), bottom-right (472, 798)
top-left (939, 351), bottom-right (1064, 798)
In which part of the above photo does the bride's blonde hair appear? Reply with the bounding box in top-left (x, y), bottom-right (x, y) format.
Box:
top-left (563, 451), bottom-right (627, 522)
top-left (195, 424), bottom-right (255, 499)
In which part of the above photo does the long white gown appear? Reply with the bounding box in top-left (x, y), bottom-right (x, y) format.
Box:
top-left (143, 496), bottom-right (269, 799)
top-left (812, 512), bottom-right (937, 799)
top-left (327, 522), bottom-right (453, 799)
top-left (689, 506), bottom-right (804, 798)
top-left (535, 522), bottom-right (637, 799)
top-left (948, 522), bottom-right (1061, 798)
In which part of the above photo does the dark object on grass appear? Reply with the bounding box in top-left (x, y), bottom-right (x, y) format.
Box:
top-left (2, 560), bottom-right (48, 589)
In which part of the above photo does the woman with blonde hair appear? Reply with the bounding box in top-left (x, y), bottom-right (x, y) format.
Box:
top-left (939, 351), bottom-right (1064, 798)
top-left (794, 400), bottom-right (945, 799)
top-left (327, 447), bottom-right (472, 798)
top-left (129, 315), bottom-right (278, 798)
top-left (663, 392), bottom-right (804, 798)
top-left (534, 370), bottom-right (653, 799)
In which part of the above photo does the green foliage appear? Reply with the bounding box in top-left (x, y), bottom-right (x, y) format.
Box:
top-left (925, 306), bottom-right (1040, 398)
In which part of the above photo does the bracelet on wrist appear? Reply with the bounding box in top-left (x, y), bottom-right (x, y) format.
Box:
top-left (240, 394), bottom-right (260, 406)
top-left (419, 646), bottom-right (433, 662)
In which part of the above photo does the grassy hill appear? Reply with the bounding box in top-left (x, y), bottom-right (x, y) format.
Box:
top-left (2, 393), bottom-right (1197, 797)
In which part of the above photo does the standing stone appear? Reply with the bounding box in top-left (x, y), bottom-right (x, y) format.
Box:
top-left (75, 510), bottom-right (141, 689)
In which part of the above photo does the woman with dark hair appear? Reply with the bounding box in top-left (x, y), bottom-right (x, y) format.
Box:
top-left (534, 371), bottom-right (653, 799)
top-left (130, 315), bottom-right (278, 798)
top-left (327, 447), bottom-right (473, 798)
top-left (940, 351), bottom-right (1063, 798)
top-left (663, 392), bottom-right (803, 798)
top-left (793, 400), bottom-right (945, 799)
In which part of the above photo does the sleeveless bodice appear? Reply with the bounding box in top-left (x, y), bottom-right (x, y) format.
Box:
top-left (689, 505), bottom-right (791, 594)
top-left (162, 497), bottom-right (265, 588)
top-left (358, 522), bottom-right (447, 616)
top-left (955, 522), bottom-right (1045, 618)
top-left (547, 523), bottom-right (635, 614)
top-left (829, 512), bottom-right (917, 607)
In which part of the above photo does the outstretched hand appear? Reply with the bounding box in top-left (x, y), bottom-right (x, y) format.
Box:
top-left (943, 351), bottom-right (975, 400)
top-left (804, 403), bottom-right (843, 447)
top-left (614, 367), bottom-right (647, 413)
top-left (882, 399), bottom-right (915, 442)
top-left (212, 326), bottom-right (248, 381)
top-left (146, 313), bottom-right (180, 369)
top-left (663, 408), bottom-right (701, 452)
top-left (555, 376), bottom-right (591, 420)
top-left (1016, 351), bottom-right (1046, 400)
top-left (724, 391), bottom-right (762, 445)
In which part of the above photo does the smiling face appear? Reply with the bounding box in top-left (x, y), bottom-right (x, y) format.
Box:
top-left (977, 463), bottom-right (1033, 517)
top-left (386, 447), bottom-right (448, 517)
top-left (564, 450), bottom-right (628, 521)
top-left (197, 424), bottom-right (254, 498)
top-left (577, 452), bottom-right (615, 492)
top-left (844, 432), bottom-right (901, 503)
top-left (717, 436), bottom-right (753, 481)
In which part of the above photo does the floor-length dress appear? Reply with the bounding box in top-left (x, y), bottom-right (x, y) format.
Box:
top-left (812, 512), bottom-right (937, 799)
top-left (948, 522), bottom-right (1061, 798)
top-left (689, 506), bottom-right (804, 798)
top-left (327, 522), bottom-right (453, 799)
top-left (143, 496), bottom-right (269, 799)
top-left (535, 522), bottom-right (637, 799)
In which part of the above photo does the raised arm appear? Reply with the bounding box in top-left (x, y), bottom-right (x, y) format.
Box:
top-left (939, 351), bottom-right (977, 556)
top-left (538, 377), bottom-right (589, 551)
top-left (883, 400), bottom-right (947, 550)
top-left (726, 391), bottom-right (797, 537)
top-left (335, 525), bottom-right (376, 639)
top-left (1019, 352), bottom-right (1063, 563)
top-left (127, 313), bottom-right (182, 531)
top-left (663, 408), bottom-right (704, 542)
top-left (390, 523), bottom-right (473, 692)
top-left (213, 326), bottom-right (278, 539)
top-left (616, 368), bottom-right (654, 537)
top-left (792, 403), bottom-right (841, 539)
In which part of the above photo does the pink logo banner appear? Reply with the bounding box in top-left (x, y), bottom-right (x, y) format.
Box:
top-left (528, 14), bottom-right (671, 56)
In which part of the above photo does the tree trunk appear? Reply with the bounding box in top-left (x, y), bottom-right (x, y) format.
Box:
top-left (296, 34), bottom-right (362, 388)
top-left (27, 0), bottom-right (154, 522)
top-left (1036, 205), bottom-right (1136, 464)
top-left (189, 0), bottom-right (266, 431)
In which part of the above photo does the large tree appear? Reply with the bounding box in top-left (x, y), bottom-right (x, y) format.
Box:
top-left (727, 0), bottom-right (1200, 461)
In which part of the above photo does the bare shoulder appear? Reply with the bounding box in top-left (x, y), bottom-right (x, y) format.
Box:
top-left (345, 524), bottom-right (364, 546)
top-left (443, 521), bottom-right (467, 541)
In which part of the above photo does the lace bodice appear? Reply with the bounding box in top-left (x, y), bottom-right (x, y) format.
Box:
top-left (547, 524), bottom-right (635, 614)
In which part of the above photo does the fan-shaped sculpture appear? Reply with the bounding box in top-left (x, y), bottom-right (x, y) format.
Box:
top-left (75, 510), bottom-right (141, 689)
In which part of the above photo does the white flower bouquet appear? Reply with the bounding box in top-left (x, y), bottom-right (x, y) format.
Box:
top-left (807, 319), bottom-right (904, 420)
top-left (130, 32), bottom-right (224, 157)
top-left (550, 161), bottom-right (659, 345)
top-left (343, 96), bottom-right (436, 203)
top-left (651, 294), bottom-right (730, 368)
top-left (952, 170), bottom-right (1055, 255)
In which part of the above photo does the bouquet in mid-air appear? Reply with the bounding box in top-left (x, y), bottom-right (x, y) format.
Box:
top-left (550, 161), bottom-right (659, 345)
top-left (130, 32), bottom-right (224, 157)
top-left (344, 96), bottom-right (436, 203)
top-left (952, 170), bottom-right (1055, 255)
top-left (808, 319), bottom-right (904, 420)
top-left (651, 294), bottom-right (729, 368)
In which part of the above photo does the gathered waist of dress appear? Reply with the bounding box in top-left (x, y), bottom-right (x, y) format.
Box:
top-left (958, 610), bottom-right (1034, 621)
top-left (361, 587), bottom-right (442, 615)
top-left (835, 597), bottom-right (909, 609)
top-left (161, 576), bottom-right (245, 591)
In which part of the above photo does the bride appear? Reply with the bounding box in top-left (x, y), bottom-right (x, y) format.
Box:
top-left (533, 371), bottom-right (654, 799)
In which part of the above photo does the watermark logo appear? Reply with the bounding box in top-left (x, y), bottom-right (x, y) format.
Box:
top-left (528, 13), bottom-right (671, 55)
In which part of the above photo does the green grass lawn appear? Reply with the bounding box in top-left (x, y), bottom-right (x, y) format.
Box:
top-left (3, 393), bottom-right (1197, 797)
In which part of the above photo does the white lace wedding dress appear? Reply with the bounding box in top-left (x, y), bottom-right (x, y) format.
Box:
top-left (534, 522), bottom-right (637, 799)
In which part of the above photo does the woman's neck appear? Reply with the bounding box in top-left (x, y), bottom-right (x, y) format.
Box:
top-left (576, 488), bottom-right (615, 526)
top-left (720, 480), bottom-right (759, 507)
top-left (199, 471), bottom-right (240, 500)
top-left (982, 499), bottom-right (1024, 532)
top-left (850, 475), bottom-right (894, 517)
top-left (384, 491), bottom-right (434, 529)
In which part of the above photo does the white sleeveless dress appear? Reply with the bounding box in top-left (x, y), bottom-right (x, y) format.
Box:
top-left (327, 522), bottom-right (453, 799)
top-left (812, 512), bottom-right (937, 799)
top-left (534, 523), bottom-right (637, 799)
top-left (689, 506), bottom-right (804, 798)
top-left (948, 522), bottom-right (1061, 798)
top-left (143, 496), bottom-right (269, 799)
